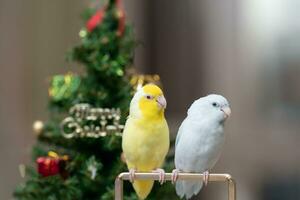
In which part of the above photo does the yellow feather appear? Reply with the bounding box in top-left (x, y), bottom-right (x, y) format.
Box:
top-left (122, 84), bottom-right (169, 199)
top-left (143, 84), bottom-right (163, 96)
top-left (133, 180), bottom-right (154, 200)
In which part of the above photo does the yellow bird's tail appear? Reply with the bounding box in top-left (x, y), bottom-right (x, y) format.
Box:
top-left (133, 180), bottom-right (154, 199)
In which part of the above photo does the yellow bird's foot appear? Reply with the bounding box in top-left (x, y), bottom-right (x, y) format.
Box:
top-left (152, 168), bottom-right (166, 185)
top-left (171, 169), bottom-right (181, 184)
top-left (203, 170), bottom-right (210, 186)
top-left (129, 168), bottom-right (137, 183)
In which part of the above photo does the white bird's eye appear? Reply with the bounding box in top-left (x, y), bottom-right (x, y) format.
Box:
top-left (145, 95), bottom-right (153, 100)
top-left (212, 102), bottom-right (218, 107)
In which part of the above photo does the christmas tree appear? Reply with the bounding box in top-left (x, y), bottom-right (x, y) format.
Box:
top-left (14, 0), bottom-right (178, 199)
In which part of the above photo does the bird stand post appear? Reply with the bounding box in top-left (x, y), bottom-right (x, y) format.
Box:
top-left (115, 172), bottom-right (236, 200)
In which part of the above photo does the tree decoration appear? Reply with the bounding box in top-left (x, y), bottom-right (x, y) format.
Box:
top-left (18, 164), bottom-right (26, 178)
top-left (86, 6), bottom-right (106, 32)
top-left (79, 29), bottom-right (88, 38)
top-left (70, 0), bottom-right (135, 78)
top-left (33, 120), bottom-right (44, 136)
top-left (86, 156), bottom-right (102, 180)
top-left (14, 0), bottom-right (176, 199)
top-left (36, 151), bottom-right (69, 178)
top-left (130, 74), bottom-right (162, 91)
top-left (60, 103), bottom-right (123, 139)
top-left (49, 73), bottom-right (81, 102)
top-left (86, 0), bottom-right (125, 36)
top-left (115, 0), bottom-right (125, 37)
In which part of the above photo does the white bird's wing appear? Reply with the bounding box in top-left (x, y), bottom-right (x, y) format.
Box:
top-left (174, 94), bottom-right (229, 199)
top-left (175, 119), bottom-right (186, 148)
top-left (175, 119), bottom-right (205, 199)
top-left (175, 118), bottom-right (224, 199)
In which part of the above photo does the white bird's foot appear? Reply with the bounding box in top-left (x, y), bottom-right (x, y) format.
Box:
top-left (171, 169), bottom-right (181, 184)
top-left (203, 170), bottom-right (210, 186)
top-left (152, 168), bottom-right (166, 185)
top-left (129, 168), bottom-right (137, 183)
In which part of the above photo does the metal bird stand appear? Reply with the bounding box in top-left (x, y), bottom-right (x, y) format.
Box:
top-left (115, 172), bottom-right (236, 200)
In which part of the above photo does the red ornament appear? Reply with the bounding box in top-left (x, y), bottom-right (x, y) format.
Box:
top-left (116, 8), bottom-right (125, 37)
top-left (36, 151), bottom-right (68, 178)
top-left (86, 7), bottom-right (106, 32)
top-left (86, 0), bottom-right (126, 36)
top-left (36, 157), bottom-right (59, 177)
top-left (115, 0), bottom-right (125, 37)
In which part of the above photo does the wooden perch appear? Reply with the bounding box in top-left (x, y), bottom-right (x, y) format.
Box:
top-left (115, 172), bottom-right (236, 200)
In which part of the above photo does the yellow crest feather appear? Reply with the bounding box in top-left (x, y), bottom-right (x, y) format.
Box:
top-left (143, 84), bottom-right (163, 96)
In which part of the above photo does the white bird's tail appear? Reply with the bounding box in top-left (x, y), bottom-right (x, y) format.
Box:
top-left (175, 180), bottom-right (203, 199)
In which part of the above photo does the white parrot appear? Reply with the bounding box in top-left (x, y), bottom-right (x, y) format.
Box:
top-left (172, 94), bottom-right (231, 199)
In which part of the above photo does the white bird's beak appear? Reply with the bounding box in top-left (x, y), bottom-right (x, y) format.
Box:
top-left (221, 106), bottom-right (231, 119)
top-left (157, 95), bottom-right (167, 109)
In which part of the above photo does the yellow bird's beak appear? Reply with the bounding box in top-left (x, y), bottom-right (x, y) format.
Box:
top-left (156, 95), bottom-right (167, 109)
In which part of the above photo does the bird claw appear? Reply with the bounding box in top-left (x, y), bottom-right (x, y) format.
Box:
top-left (152, 168), bottom-right (166, 185)
top-left (171, 169), bottom-right (181, 184)
top-left (203, 170), bottom-right (209, 186)
top-left (129, 168), bottom-right (137, 183)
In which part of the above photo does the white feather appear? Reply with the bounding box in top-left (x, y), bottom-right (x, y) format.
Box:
top-left (129, 88), bottom-right (145, 118)
top-left (174, 94), bottom-right (230, 199)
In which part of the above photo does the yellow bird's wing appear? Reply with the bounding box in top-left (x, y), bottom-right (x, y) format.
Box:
top-left (122, 117), bottom-right (169, 199)
top-left (122, 117), bottom-right (169, 170)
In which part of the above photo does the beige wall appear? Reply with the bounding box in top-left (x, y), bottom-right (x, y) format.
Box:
top-left (144, 1), bottom-right (300, 199)
top-left (0, 1), bottom-right (84, 199)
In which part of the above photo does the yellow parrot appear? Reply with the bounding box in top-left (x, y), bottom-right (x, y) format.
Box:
top-left (122, 84), bottom-right (170, 199)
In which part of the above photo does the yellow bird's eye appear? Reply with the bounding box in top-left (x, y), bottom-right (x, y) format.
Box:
top-left (145, 95), bottom-right (153, 100)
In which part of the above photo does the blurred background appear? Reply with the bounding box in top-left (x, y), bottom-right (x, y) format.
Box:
top-left (1, 0), bottom-right (300, 199)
